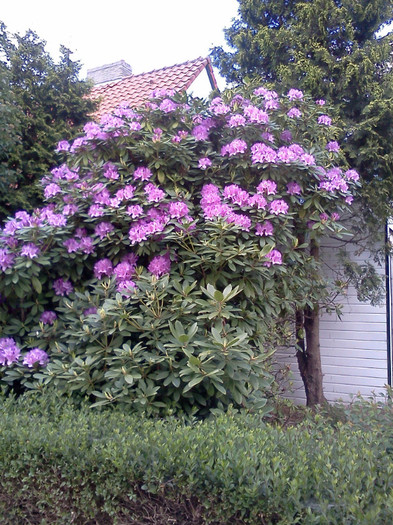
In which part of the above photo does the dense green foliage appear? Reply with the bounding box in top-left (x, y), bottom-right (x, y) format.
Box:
top-left (0, 86), bottom-right (359, 412)
top-left (1, 390), bottom-right (393, 524)
top-left (0, 63), bottom-right (21, 202)
top-left (211, 0), bottom-right (393, 220)
top-left (0, 22), bottom-right (96, 219)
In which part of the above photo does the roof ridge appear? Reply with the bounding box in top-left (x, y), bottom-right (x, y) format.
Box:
top-left (132, 57), bottom-right (207, 77)
top-left (90, 57), bottom-right (208, 93)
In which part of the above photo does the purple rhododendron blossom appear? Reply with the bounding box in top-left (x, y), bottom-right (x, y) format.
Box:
top-left (345, 196), bottom-right (354, 205)
top-left (94, 259), bottom-right (113, 279)
top-left (223, 185), bottom-right (250, 207)
top-left (94, 188), bottom-right (111, 205)
top-left (318, 115), bottom-right (332, 126)
top-left (210, 97), bottom-right (231, 115)
top-left (128, 216), bottom-right (168, 245)
top-left (40, 311), bottom-right (57, 325)
top-left (319, 213), bottom-right (329, 222)
top-left (261, 131), bottom-right (274, 143)
top-left (221, 139), bottom-right (248, 156)
top-left (287, 107), bottom-right (302, 119)
top-left (331, 212), bottom-right (340, 221)
top-left (255, 221), bottom-right (274, 236)
top-left (56, 140), bottom-right (70, 152)
top-left (44, 183), bottom-right (62, 199)
top-left (345, 169), bottom-right (360, 182)
top-left (84, 121), bottom-right (107, 140)
top-left (226, 212), bottom-right (252, 231)
top-left (53, 278), bottom-right (73, 296)
top-left (46, 212), bottom-right (67, 227)
top-left (148, 253), bottom-right (171, 277)
top-left (198, 157), bottom-right (212, 169)
top-left (63, 238), bottom-right (80, 253)
top-left (265, 99), bottom-right (279, 110)
top-left (326, 141), bottom-right (340, 152)
top-left (269, 199), bottom-right (289, 215)
top-left (21, 243), bottom-right (40, 259)
top-left (134, 167), bottom-right (153, 181)
top-left (277, 146), bottom-right (298, 163)
top-left (50, 164), bottom-right (79, 181)
top-left (169, 201), bottom-right (189, 219)
top-left (251, 143), bottom-right (277, 164)
top-left (151, 88), bottom-right (175, 98)
top-left (70, 136), bottom-right (88, 153)
top-left (63, 204), bottom-right (79, 216)
top-left (23, 348), bottom-right (49, 368)
top-left (301, 153), bottom-right (316, 166)
top-left (114, 261), bottom-right (135, 281)
top-left (244, 105), bottom-right (269, 124)
top-left (152, 128), bottom-right (163, 141)
top-left (0, 337), bottom-right (20, 365)
top-left (257, 180), bottom-right (277, 195)
top-left (192, 124), bottom-right (209, 141)
top-left (94, 222), bottom-right (115, 239)
top-left (287, 89), bottom-right (304, 101)
top-left (144, 183), bottom-right (165, 202)
top-left (280, 130), bottom-right (293, 142)
top-left (0, 249), bottom-right (15, 271)
top-left (264, 249), bottom-right (282, 267)
top-left (117, 280), bottom-right (136, 295)
top-left (159, 99), bottom-right (178, 113)
top-left (127, 205), bottom-right (144, 218)
top-left (228, 114), bottom-right (246, 128)
top-left (248, 194), bottom-right (267, 209)
top-left (316, 99), bottom-right (326, 106)
top-left (287, 182), bottom-right (302, 195)
top-left (88, 205), bottom-right (105, 218)
top-left (103, 163), bottom-right (119, 180)
top-left (79, 237), bottom-right (95, 255)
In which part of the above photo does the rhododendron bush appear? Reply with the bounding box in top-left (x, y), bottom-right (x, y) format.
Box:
top-left (0, 84), bottom-right (359, 414)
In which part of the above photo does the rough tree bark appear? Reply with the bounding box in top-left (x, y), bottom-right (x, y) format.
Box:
top-left (295, 240), bottom-right (326, 406)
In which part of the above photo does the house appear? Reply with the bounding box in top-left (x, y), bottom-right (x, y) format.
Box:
top-left (87, 57), bottom-right (218, 119)
top-left (276, 228), bottom-right (392, 404)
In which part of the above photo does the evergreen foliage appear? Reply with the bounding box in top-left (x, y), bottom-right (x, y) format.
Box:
top-left (0, 22), bottom-right (96, 219)
top-left (1, 391), bottom-right (393, 524)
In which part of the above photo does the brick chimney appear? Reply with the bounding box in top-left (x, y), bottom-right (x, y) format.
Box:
top-left (87, 60), bottom-right (133, 85)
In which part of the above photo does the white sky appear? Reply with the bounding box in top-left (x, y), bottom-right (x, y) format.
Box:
top-left (0, 0), bottom-right (239, 88)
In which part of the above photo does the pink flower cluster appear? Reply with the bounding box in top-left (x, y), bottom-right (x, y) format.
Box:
top-left (0, 337), bottom-right (49, 368)
top-left (53, 278), bottom-right (73, 296)
top-left (251, 142), bottom-right (315, 166)
top-left (93, 253), bottom-right (138, 294)
top-left (148, 253), bottom-right (171, 277)
top-left (264, 249), bottom-right (282, 267)
top-left (210, 97), bottom-right (231, 116)
top-left (23, 348), bottom-right (49, 368)
top-left (319, 167), bottom-right (359, 194)
top-left (244, 105), bottom-right (269, 124)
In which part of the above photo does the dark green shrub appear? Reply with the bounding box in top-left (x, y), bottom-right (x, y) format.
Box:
top-left (1, 391), bottom-right (393, 524)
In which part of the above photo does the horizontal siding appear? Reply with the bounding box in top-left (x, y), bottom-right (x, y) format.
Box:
top-left (275, 233), bottom-right (389, 404)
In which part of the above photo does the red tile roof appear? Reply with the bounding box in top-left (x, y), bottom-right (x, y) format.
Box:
top-left (90, 57), bottom-right (218, 120)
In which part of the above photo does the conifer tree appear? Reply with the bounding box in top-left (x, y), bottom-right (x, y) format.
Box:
top-left (0, 22), bottom-right (96, 219)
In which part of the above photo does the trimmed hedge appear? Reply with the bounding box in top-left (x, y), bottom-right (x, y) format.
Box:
top-left (1, 392), bottom-right (393, 524)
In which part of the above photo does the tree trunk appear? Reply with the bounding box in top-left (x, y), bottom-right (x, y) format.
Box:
top-left (295, 240), bottom-right (326, 406)
top-left (296, 307), bottom-right (326, 406)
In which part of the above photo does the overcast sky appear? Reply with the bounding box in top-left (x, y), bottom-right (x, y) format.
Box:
top-left (1, 0), bottom-right (239, 87)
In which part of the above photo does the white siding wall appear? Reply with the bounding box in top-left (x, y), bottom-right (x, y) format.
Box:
top-left (276, 236), bottom-right (389, 403)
